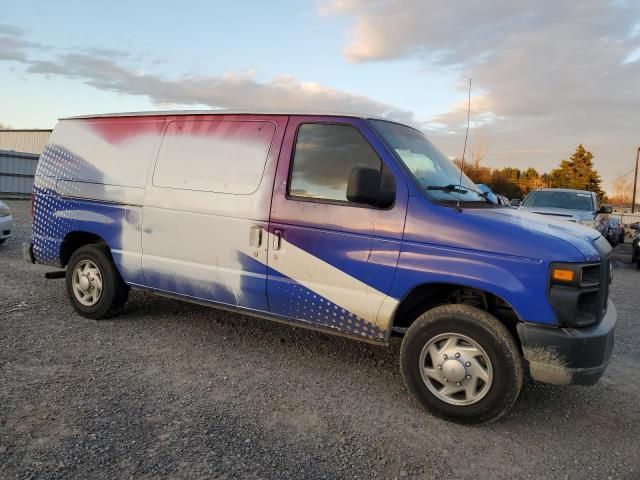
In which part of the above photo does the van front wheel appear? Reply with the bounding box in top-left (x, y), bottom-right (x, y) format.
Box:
top-left (65, 244), bottom-right (129, 319)
top-left (400, 304), bottom-right (523, 425)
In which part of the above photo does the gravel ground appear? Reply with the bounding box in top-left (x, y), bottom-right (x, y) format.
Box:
top-left (1, 199), bottom-right (639, 479)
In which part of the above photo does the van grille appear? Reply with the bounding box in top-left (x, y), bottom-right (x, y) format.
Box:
top-left (580, 264), bottom-right (600, 286)
top-left (593, 236), bottom-right (612, 322)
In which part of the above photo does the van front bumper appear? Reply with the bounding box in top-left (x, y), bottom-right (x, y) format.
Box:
top-left (516, 300), bottom-right (616, 385)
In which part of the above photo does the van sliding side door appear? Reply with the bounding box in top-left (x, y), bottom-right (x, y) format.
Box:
top-left (141, 115), bottom-right (287, 311)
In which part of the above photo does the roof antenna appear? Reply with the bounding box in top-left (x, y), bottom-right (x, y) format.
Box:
top-left (456, 77), bottom-right (472, 212)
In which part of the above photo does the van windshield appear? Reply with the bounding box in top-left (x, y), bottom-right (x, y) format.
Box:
top-left (522, 191), bottom-right (594, 211)
top-left (369, 119), bottom-right (487, 204)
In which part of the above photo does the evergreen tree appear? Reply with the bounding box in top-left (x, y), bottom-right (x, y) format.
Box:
top-left (548, 160), bottom-right (573, 188)
top-left (549, 145), bottom-right (604, 199)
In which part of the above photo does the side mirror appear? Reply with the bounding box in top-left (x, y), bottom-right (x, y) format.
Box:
top-left (510, 199), bottom-right (521, 207)
top-left (599, 205), bottom-right (612, 214)
top-left (346, 167), bottom-right (394, 208)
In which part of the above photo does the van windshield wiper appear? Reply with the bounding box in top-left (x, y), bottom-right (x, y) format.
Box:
top-left (426, 183), bottom-right (495, 205)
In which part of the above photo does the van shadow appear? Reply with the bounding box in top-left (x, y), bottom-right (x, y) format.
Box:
top-left (119, 289), bottom-right (401, 373)
top-left (117, 290), bottom-right (623, 430)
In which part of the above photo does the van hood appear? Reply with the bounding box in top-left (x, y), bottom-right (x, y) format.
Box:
top-left (463, 207), bottom-right (601, 261)
top-left (405, 198), bottom-right (602, 263)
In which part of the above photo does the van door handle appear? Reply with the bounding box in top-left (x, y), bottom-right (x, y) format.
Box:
top-left (249, 226), bottom-right (263, 247)
top-left (273, 230), bottom-right (282, 250)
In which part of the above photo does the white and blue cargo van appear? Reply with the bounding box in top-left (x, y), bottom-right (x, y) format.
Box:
top-left (25, 111), bottom-right (616, 424)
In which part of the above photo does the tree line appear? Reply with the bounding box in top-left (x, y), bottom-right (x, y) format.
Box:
top-left (454, 144), bottom-right (606, 201)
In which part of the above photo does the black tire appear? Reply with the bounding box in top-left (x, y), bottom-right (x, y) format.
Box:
top-left (65, 244), bottom-right (129, 319)
top-left (0, 238), bottom-right (6, 244)
top-left (400, 304), bottom-right (523, 425)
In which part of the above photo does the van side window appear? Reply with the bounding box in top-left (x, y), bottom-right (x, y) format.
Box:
top-left (153, 120), bottom-right (275, 194)
top-left (289, 123), bottom-right (386, 203)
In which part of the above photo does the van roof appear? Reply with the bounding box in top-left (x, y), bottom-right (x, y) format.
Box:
top-left (61, 110), bottom-right (396, 122)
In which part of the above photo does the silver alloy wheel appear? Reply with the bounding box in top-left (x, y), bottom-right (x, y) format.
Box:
top-left (71, 259), bottom-right (103, 307)
top-left (419, 332), bottom-right (493, 406)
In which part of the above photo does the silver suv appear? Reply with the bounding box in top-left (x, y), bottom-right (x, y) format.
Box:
top-left (513, 188), bottom-right (611, 235)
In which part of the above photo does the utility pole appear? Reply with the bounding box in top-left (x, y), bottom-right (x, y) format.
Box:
top-left (633, 146), bottom-right (640, 214)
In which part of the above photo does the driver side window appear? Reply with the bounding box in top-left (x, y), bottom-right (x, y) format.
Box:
top-left (288, 123), bottom-right (393, 205)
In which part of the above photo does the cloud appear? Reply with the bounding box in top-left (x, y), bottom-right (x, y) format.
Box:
top-left (0, 20), bottom-right (415, 124)
top-left (323, 0), bottom-right (640, 181)
top-left (0, 24), bottom-right (26, 36)
top-left (0, 36), bottom-right (29, 61)
top-left (80, 47), bottom-right (131, 59)
top-left (0, 23), bottom-right (43, 61)
top-left (0, 20), bottom-right (415, 123)
top-left (20, 53), bottom-right (414, 122)
top-left (428, 93), bottom-right (497, 131)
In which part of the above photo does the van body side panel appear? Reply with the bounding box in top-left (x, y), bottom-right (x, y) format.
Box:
top-left (33, 196), bottom-right (144, 279)
top-left (266, 116), bottom-right (409, 340)
top-left (141, 115), bottom-right (287, 311)
top-left (32, 117), bottom-right (165, 284)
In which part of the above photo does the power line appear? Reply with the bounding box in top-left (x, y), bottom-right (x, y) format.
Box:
top-left (603, 167), bottom-right (636, 186)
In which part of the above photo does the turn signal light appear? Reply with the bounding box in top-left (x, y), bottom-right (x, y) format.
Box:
top-left (552, 268), bottom-right (575, 282)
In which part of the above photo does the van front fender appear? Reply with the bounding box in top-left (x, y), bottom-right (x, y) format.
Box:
top-left (389, 243), bottom-right (557, 327)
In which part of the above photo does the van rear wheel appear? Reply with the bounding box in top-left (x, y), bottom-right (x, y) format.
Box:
top-left (65, 244), bottom-right (129, 319)
top-left (400, 304), bottom-right (523, 425)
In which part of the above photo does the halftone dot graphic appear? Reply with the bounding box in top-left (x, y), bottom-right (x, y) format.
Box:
top-left (32, 144), bottom-right (117, 264)
top-left (270, 279), bottom-right (385, 340)
top-left (33, 145), bottom-right (86, 264)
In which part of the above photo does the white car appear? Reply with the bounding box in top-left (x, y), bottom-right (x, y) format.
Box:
top-left (0, 200), bottom-right (12, 244)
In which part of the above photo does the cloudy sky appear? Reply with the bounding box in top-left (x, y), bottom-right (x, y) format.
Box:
top-left (1, 0), bottom-right (639, 192)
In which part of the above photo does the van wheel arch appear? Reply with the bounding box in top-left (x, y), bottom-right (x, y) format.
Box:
top-left (392, 283), bottom-right (522, 351)
top-left (60, 231), bottom-right (108, 266)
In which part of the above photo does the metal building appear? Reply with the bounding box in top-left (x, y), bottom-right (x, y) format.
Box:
top-left (0, 129), bottom-right (51, 155)
top-left (0, 130), bottom-right (51, 197)
top-left (0, 151), bottom-right (39, 196)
